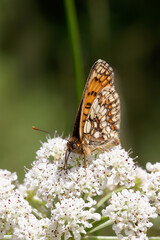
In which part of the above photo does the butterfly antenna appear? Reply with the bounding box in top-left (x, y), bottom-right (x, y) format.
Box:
top-left (32, 126), bottom-right (50, 134)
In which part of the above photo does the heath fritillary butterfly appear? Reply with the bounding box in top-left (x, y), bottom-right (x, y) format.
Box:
top-left (65, 59), bottom-right (120, 169)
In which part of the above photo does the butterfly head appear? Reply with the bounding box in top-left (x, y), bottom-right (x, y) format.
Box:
top-left (66, 137), bottom-right (83, 154)
top-left (64, 137), bottom-right (83, 169)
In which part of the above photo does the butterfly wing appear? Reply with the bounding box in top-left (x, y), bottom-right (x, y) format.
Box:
top-left (79, 59), bottom-right (120, 147)
top-left (72, 59), bottom-right (109, 139)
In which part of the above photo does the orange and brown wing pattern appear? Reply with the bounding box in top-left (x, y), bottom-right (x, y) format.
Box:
top-left (82, 84), bottom-right (120, 148)
top-left (79, 59), bottom-right (115, 139)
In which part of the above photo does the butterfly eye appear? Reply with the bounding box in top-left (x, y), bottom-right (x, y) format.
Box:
top-left (72, 143), bottom-right (77, 150)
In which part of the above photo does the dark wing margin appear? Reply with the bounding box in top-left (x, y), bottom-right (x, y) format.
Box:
top-left (72, 100), bottom-right (83, 139)
top-left (72, 60), bottom-right (101, 140)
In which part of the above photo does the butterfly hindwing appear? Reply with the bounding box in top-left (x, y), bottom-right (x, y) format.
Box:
top-left (83, 84), bottom-right (120, 147)
top-left (79, 60), bottom-right (119, 143)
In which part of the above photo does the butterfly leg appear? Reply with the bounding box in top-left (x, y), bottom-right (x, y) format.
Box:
top-left (83, 151), bottom-right (87, 176)
top-left (84, 151), bottom-right (86, 169)
top-left (64, 150), bottom-right (70, 170)
top-left (91, 147), bottom-right (108, 153)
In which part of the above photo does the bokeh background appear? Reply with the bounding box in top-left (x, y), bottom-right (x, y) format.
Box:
top-left (0, 0), bottom-right (160, 184)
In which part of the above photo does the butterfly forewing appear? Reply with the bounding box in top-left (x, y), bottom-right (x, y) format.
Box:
top-left (72, 60), bottom-right (113, 140)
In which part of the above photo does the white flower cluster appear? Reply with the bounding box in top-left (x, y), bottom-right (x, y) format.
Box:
top-left (99, 146), bottom-right (136, 189)
top-left (146, 162), bottom-right (160, 172)
top-left (102, 189), bottom-right (157, 240)
top-left (19, 136), bottom-right (136, 239)
top-left (0, 169), bottom-right (17, 193)
top-left (23, 138), bottom-right (136, 204)
top-left (0, 169), bottom-right (49, 239)
top-left (2, 135), bottom-right (158, 240)
top-left (36, 136), bottom-right (67, 164)
top-left (135, 166), bottom-right (148, 184)
top-left (141, 162), bottom-right (160, 214)
top-left (47, 197), bottom-right (100, 240)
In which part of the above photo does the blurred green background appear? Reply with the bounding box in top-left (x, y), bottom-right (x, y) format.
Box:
top-left (0, 0), bottom-right (160, 182)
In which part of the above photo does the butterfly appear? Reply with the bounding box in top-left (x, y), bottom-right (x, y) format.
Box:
top-left (65, 59), bottom-right (120, 169)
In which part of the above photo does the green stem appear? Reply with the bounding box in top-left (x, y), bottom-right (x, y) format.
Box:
top-left (82, 237), bottom-right (160, 240)
top-left (149, 238), bottom-right (160, 240)
top-left (87, 220), bottom-right (114, 234)
top-left (64, 0), bottom-right (84, 104)
top-left (96, 186), bottom-right (125, 210)
top-left (4, 235), bottom-right (160, 240)
top-left (3, 236), bottom-right (12, 239)
top-left (82, 237), bottom-right (123, 240)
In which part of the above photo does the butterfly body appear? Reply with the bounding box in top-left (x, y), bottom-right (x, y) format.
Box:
top-left (65, 59), bottom-right (120, 169)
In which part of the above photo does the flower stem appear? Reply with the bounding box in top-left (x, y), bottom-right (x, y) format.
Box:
top-left (64, 0), bottom-right (84, 104)
top-left (96, 186), bottom-right (125, 210)
top-left (4, 235), bottom-right (160, 240)
top-left (3, 236), bottom-right (12, 239)
top-left (149, 238), bottom-right (160, 240)
top-left (82, 237), bottom-right (160, 240)
top-left (87, 220), bottom-right (114, 234)
top-left (82, 237), bottom-right (122, 240)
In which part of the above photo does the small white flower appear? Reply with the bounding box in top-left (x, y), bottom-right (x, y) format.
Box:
top-left (13, 215), bottom-right (50, 240)
top-left (102, 189), bottom-right (157, 239)
top-left (0, 169), bottom-right (17, 194)
top-left (36, 136), bottom-right (67, 164)
top-left (141, 162), bottom-right (160, 214)
top-left (48, 197), bottom-right (100, 240)
top-left (98, 145), bottom-right (136, 188)
top-left (0, 169), bottom-right (50, 239)
top-left (0, 188), bottom-right (31, 238)
top-left (146, 162), bottom-right (160, 172)
top-left (135, 166), bottom-right (148, 184)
